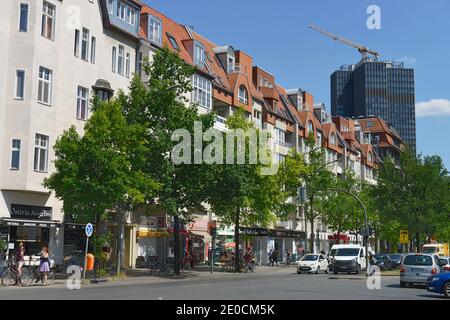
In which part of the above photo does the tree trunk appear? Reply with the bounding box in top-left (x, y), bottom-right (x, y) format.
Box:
top-left (174, 214), bottom-right (180, 275)
top-left (116, 209), bottom-right (125, 277)
top-left (234, 206), bottom-right (240, 273)
top-left (415, 231), bottom-right (420, 253)
top-left (337, 230), bottom-right (341, 245)
top-left (309, 197), bottom-right (315, 253)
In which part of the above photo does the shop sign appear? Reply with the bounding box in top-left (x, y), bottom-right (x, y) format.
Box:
top-left (138, 215), bottom-right (166, 230)
top-left (239, 227), bottom-right (268, 237)
top-left (10, 204), bottom-right (52, 220)
top-left (188, 220), bottom-right (208, 231)
top-left (137, 230), bottom-right (169, 237)
top-left (268, 229), bottom-right (306, 239)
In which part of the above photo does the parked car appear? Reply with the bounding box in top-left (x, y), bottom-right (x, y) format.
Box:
top-left (388, 254), bottom-right (403, 269)
top-left (426, 272), bottom-right (450, 298)
top-left (372, 254), bottom-right (393, 271)
top-left (331, 244), bottom-right (368, 275)
top-left (400, 253), bottom-right (444, 287)
top-left (438, 257), bottom-right (450, 272)
top-left (297, 254), bottom-right (329, 274)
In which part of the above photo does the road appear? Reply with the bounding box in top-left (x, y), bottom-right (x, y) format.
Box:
top-left (0, 268), bottom-right (443, 300)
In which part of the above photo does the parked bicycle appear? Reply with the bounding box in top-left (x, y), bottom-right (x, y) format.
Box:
top-left (21, 257), bottom-right (55, 287)
top-left (148, 257), bottom-right (173, 276)
top-left (1, 259), bottom-right (32, 287)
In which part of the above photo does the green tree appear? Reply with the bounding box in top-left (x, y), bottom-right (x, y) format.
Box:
top-left (373, 148), bottom-right (449, 252)
top-left (44, 97), bottom-right (160, 272)
top-left (205, 110), bottom-right (291, 272)
top-left (119, 47), bottom-right (216, 275)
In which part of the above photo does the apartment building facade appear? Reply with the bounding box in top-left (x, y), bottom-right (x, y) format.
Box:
top-left (0, 0), bottom-right (141, 263)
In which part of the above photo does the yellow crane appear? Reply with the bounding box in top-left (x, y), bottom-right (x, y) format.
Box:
top-left (309, 24), bottom-right (380, 60)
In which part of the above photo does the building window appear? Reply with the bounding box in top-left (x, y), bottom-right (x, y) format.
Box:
top-left (11, 139), bottom-right (21, 170)
top-left (275, 153), bottom-right (285, 164)
top-left (107, 0), bottom-right (114, 14)
top-left (275, 128), bottom-right (285, 145)
top-left (117, 45), bottom-right (124, 75)
top-left (194, 42), bottom-right (205, 66)
top-left (15, 70), bottom-right (25, 99)
top-left (19, 3), bottom-right (29, 32)
top-left (38, 66), bottom-right (52, 105)
top-left (112, 46), bottom-right (117, 73)
top-left (149, 16), bottom-right (162, 46)
top-left (330, 133), bottom-right (336, 146)
top-left (126, 6), bottom-right (136, 26)
top-left (34, 134), bottom-right (49, 172)
top-left (308, 120), bottom-right (314, 135)
top-left (192, 74), bottom-right (211, 109)
top-left (77, 86), bottom-right (89, 120)
top-left (125, 52), bottom-right (130, 78)
top-left (238, 85), bottom-right (248, 104)
top-left (167, 34), bottom-right (179, 50)
top-left (118, 1), bottom-right (126, 20)
top-left (90, 37), bottom-right (96, 63)
top-left (367, 121), bottom-right (374, 127)
top-left (253, 109), bottom-right (261, 120)
top-left (81, 28), bottom-right (89, 61)
top-left (41, 1), bottom-right (55, 40)
top-left (368, 151), bottom-right (373, 163)
top-left (138, 51), bottom-right (143, 77)
top-left (74, 29), bottom-right (80, 57)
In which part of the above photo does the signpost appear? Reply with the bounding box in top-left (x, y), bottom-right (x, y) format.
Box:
top-left (83, 223), bottom-right (93, 283)
top-left (400, 230), bottom-right (409, 253)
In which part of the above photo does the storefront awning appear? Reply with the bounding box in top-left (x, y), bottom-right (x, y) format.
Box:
top-left (2, 218), bottom-right (61, 228)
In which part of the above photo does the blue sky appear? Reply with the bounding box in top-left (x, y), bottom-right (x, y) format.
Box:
top-left (144, 0), bottom-right (450, 169)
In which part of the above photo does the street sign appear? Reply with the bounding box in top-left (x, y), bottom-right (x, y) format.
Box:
top-left (85, 223), bottom-right (93, 238)
top-left (399, 230), bottom-right (409, 244)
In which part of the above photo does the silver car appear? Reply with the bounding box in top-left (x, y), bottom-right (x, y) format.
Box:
top-left (400, 253), bottom-right (443, 287)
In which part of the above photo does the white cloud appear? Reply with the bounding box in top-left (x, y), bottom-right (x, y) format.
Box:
top-left (416, 99), bottom-right (450, 117)
top-left (396, 56), bottom-right (416, 65)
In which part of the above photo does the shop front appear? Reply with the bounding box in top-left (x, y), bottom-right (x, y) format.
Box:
top-left (267, 229), bottom-right (307, 263)
top-left (0, 204), bottom-right (61, 259)
top-left (239, 227), bottom-right (269, 265)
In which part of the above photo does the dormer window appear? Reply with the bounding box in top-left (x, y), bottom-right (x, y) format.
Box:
top-left (228, 56), bottom-right (235, 72)
top-left (308, 120), bottom-right (314, 134)
top-left (167, 34), bottom-right (179, 50)
top-left (238, 85), bottom-right (248, 104)
top-left (149, 15), bottom-right (162, 46)
top-left (368, 151), bottom-right (373, 163)
top-left (330, 133), bottom-right (337, 145)
top-left (194, 42), bottom-right (205, 66)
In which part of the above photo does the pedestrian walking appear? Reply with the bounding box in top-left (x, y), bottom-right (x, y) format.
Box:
top-left (39, 245), bottom-right (51, 286)
top-left (286, 249), bottom-right (292, 267)
top-left (15, 242), bottom-right (25, 278)
top-left (271, 249), bottom-right (279, 266)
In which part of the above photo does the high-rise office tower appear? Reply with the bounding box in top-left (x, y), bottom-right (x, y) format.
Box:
top-left (331, 59), bottom-right (416, 153)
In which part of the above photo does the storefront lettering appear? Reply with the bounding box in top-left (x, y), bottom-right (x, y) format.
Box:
top-left (10, 204), bottom-right (52, 220)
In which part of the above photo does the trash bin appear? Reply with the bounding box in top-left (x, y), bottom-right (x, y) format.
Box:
top-left (86, 253), bottom-right (95, 271)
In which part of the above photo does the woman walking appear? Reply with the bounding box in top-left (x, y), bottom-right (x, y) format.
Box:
top-left (39, 246), bottom-right (50, 286)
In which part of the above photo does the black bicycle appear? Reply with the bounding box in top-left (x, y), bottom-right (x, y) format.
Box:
top-left (148, 257), bottom-right (173, 276)
top-left (21, 257), bottom-right (55, 286)
top-left (1, 260), bottom-right (32, 287)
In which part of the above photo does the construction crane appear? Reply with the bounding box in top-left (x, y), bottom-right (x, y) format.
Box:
top-left (309, 24), bottom-right (380, 60)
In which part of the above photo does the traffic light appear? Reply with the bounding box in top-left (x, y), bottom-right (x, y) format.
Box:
top-left (209, 227), bottom-right (217, 237)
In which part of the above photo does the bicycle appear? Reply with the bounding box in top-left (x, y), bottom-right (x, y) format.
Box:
top-left (148, 257), bottom-right (173, 276)
top-left (181, 257), bottom-right (192, 273)
top-left (21, 257), bottom-right (55, 287)
top-left (1, 260), bottom-right (32, 287)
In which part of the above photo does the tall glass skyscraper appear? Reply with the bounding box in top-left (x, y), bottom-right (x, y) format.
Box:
top-left (331, 58), bottom-right (416, 153)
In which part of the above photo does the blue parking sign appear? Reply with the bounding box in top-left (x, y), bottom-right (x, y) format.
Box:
top-left (85, 223), bottom-right (93, 237)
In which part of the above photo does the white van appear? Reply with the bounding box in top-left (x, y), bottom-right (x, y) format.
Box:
top-left (330, 244), bottom-right (368, 274)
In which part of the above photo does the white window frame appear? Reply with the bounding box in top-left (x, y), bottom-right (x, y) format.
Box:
top-left (149, 16), bottom-right (162, 46)
top-left (330, 133), bottom-right (336, 146)
top-left (81, 28), bottom-right (90, 61)
top-left (118, 1), bottom-right (126, 20)
top-left (90, 36), bottom-right (96, 64)
top-left (126, 6), bottom-right (136, 26)
top-left (19, 3), bottom-right (29, 32)
top-left (117, 45), bottom-right (124, 76)
top-left (41, 1), bottom-right (55, 40)
top-left (34, 134), bottom-right (49, 173)
top-left (191, 74), bottom-right (211, 109)
top-left (275, 128), bottom-right (286, 145)
top-left (74, 29), bottom-right (80, 57)
top-left (125, 52), bottom-right (130, 78)
top-left (76, 86), bottom-right (89, 120)
top-left (107, 0), bottom-right (114, 14)
top-left (194, 42), bottom-right (205, 66)
top-left (10, 139), bottom-right (21, 170)
top-left (15, 69), bottom-right (25, 100)
top-left (238, 85), bottom-right (248, 104)
top-left (112, 46), bottom-right (117, 73)
top-left (38, 66), bottom-right (52, 105)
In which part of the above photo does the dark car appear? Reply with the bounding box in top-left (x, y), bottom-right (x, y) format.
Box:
top-left (388, 254), bottom-right (403, 269)
top-left (372, 254), bottom-right (393, 271)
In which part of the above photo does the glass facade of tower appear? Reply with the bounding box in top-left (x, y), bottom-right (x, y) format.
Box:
top-left (331, 59), bottom-right (416, 153)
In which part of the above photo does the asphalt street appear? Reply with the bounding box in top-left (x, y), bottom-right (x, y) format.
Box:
top-left (0, 268), bottom-right (443, 300)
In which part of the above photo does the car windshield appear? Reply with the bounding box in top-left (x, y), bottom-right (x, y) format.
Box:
top-left (423, 247), bottom-right (437, 253)
top-left (439, 259), bottom-right (448, 265)
top-left (389, 255), bottom-right (401, 260)
top-left (335, 248), bottom-right (360, 256)
top-left (373, 255), bottom-right (383, 260)
top-left (403, 255), bottom-right (433, 266)
top-left (301, 255), bottom-right (318, 261)
top-left (330, 249), bottom-right (336, 256)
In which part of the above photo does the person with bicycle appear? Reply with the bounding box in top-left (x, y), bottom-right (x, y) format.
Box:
top-left (244, 249), bottom-right (255, 272)
top-left (38, 245), bottom-right (50, 286)
top-left (15, 242), bottom-right (25, 279)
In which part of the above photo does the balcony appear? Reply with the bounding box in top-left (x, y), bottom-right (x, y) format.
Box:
top-left (214, 115), bottom-right (227, 132)
top-left (276, 140), bottom-right (292, 149)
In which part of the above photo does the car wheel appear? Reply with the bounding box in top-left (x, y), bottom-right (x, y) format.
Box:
top-left (297, 271), bottom-right (301, 274)
top-left (325, 268), bottom-right (329, 274)
top-left (316, 267), bottom-right (320, 274)
top-left (443, 282), bottom-right (450, 298)
top-left (333, 270), bottom-right (338, 275)
top-left (400, 281), bottom-right (407, 288)
top-left (355, 265), bottom-right (361, 275)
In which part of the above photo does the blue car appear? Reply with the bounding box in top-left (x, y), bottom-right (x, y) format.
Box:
top-left (427, 272), bottom-right (450, 298)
